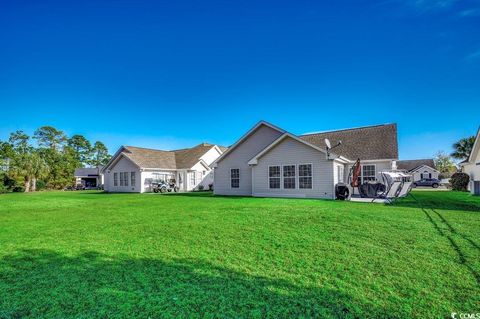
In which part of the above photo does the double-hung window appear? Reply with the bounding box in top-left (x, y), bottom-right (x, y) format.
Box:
top-left (190, 172), bottom-right (196, 186)
top-left (361, 165), bottom-right (376, 183)
top-left (119, 172), bottom-right (124, 186)
top-left (131, 172), bottom-right (136, 186)
top-left (283, 165), bottom-right (296, 189)
top-left (231, 169), bottom-right (240, 188)
top-left (299, 164), bottom-right (312, 189)
top-left (114, 172), bottom-right (118, 186)
top-left (269, 166), bottom-right (280, 189)
top-left (124, 172), bottom-right (129, 186)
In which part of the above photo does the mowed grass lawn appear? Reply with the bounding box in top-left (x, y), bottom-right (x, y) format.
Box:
top-left (0, 191), bottom-right (479, 318)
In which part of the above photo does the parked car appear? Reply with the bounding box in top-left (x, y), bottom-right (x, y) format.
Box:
top-left (412, 178), bottom-right (440, 188)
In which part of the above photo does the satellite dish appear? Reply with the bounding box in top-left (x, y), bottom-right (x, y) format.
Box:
top-left (325, 138), bottom-right (331, 149)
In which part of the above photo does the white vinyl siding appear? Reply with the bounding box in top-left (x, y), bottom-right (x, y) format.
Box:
top-left (214, 124), bottom-right (284, 196)
top-left (251, 136), bottom-right (334, 199)
top-left (104, 156), bottom-right (141, 192)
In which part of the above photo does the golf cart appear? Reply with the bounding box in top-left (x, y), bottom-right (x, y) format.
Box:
top-left (152, 179), bottom-right (179, 193)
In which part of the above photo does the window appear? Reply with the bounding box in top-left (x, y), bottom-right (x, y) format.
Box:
top-left (131, 172), bottom-right (136, 186)
top-left (361, 165), bottom-right (376, 183)
top-left (190, 172), bottom-right (196, 186)
top-left (283, 165), bottom-right (296, 189)
top-left (119, 172), bottom-right (124, 186)
top-left (124, 172), bottom-right (129, 186)
top-left (231, 169), bottom-right (239, 188)
top-left (299, 164), bottom-right (312, 189)
top-left (114, 172), bottom-right (118, 186)
top-left (337, 165), bottom-right (344, 183)
top-left (269, 166), bottom-right (280, 189)
top-left (421, 171), bottom-right (431, 179)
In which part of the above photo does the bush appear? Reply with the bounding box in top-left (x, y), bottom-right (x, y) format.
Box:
top-left (198, 185), bottom-right (204, 191)
top-left (0, 183), bottom-right (8, 194)
top-left (36, 180), bottom-right (46, 191)
top-left (12, 186), bottom-right (25, 193)
top-left (208, 183), bottom-right (213, 191)
top-left (450, 172), bottom-right (469, 191)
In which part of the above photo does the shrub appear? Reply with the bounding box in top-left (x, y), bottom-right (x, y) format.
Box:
top-left (208, 183), bottom-right (213, 191)
top-left (12, 186), bottom-right (25, 193)
top-left (36, 180), bottom-right (47, 191)
top-left (198, 185), bottom-right (204, 191)
top-left (450, 172), bottom-right (469, 191)
top-left (0, 183), bottom-right (8, 194)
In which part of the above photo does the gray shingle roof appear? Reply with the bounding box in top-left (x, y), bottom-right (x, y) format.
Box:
top-left (118, 143), bottom-right (220, 170)
top-left (74, 167), bottom-right (102, 177)
top-left (396, 159), bottom-right (435, 172)
top-left (299, 124), bottom-right (398, 160)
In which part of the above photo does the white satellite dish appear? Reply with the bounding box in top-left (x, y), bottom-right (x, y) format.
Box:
top-left (325, 138), bottom-right (331, 149)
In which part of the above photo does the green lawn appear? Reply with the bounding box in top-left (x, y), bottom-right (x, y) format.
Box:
top-left (0, 191), bottom-right (479, 318)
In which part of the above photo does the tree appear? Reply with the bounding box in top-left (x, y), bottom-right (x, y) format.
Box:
top-left (33, 126), bottom-right (67, 150)
top-left (26, 151), bottom-right (50, 192)
top-left (90, 141), bottom-right (111, 166)
top-left (67, 134), bottom-right (92, 166)
top-left (433, 151), bottom-right (456, 178)
top-left (451, 136), bottom-right (475, 160)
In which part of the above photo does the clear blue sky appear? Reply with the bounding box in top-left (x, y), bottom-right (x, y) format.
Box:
top-left (1, 0), bottom-right (479, 159)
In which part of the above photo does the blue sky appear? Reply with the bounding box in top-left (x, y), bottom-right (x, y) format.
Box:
top-left (1, 0), bottom-right (479, 159)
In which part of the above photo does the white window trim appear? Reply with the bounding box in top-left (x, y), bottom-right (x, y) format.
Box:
top-left (283, 164), bottom-right (297, 190)
top-left (298, 163), bottom-right (313, 189)
top-left (268, 165), bottom-right (281, 189)
top-left (230, 168), bottom-right (240, 189)
top-left (360, 164), bottom-right (376, 184)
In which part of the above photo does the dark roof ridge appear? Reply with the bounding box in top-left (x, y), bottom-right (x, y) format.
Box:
top-left (300, 123), bottom-right (396, 136)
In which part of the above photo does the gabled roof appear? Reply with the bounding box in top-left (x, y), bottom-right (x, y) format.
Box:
top-left (103, 143), bottom-right (222, 171)
top-left (248, 133), bottom-right (349, 165)
top-left (396, 159), bottom-right (436, 172)
top-left (299, 123), bottom-right (398, 160)
top-left (174, 143), bottom-right (219, 169)
top-left (123, 146), bottom-right (177, 169)
top-left (213, 121), bottom-right (285, 165)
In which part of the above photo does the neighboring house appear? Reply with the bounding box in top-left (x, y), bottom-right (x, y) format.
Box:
top-left (74, 167), bottom-right (104, 189)
top-left (460, 127), bottom-right (480, 195)
top-left (396, 159), bottom-right (439, 182)
top-left (213, 121), bottom-right (398, 199)
top-left (102, 143), bottom-right (225, 193)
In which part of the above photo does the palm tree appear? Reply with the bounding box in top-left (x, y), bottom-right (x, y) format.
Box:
top-left (11, 151), bottom-right (49, 192)
top-left (451, 136), bottom-right (476, 160)
top-left (29, 152), bottom-right (49, 192)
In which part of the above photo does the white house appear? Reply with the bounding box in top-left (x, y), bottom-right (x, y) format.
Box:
top-left (396, 159), bottom-right (439, 182)
top-left (213, 121), bottom-right (399, 199)
top-left (102, 143), bottom-right (226, 193)
top-left (460, 127), bottom-right (480, 195)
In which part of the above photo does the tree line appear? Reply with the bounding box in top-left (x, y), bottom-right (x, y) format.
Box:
top-left (0, 126), bottom-right (111, 192)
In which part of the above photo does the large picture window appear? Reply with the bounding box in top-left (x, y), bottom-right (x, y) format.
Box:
top-left (231, 169), bottom-right (240, 188)
top-left (283, 165), bottom-right (296, 189)
top-left (269, 166), bottom-right (280, 189)
top-left (299, 164), bottom-right (312, 189)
